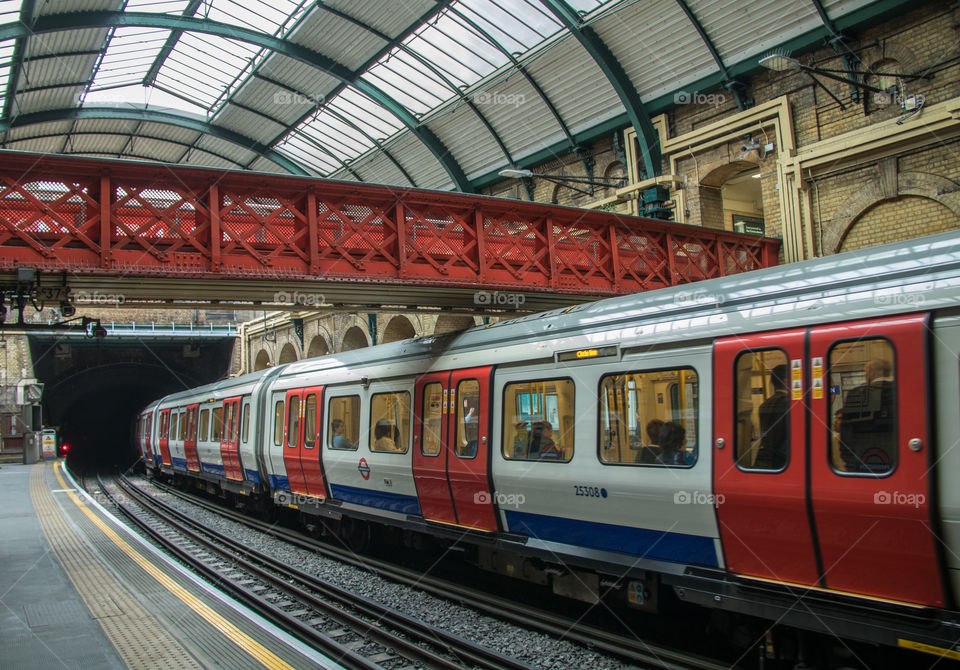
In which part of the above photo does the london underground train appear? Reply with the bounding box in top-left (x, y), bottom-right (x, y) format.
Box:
top-left (136, 232), bottom-right (960, 661)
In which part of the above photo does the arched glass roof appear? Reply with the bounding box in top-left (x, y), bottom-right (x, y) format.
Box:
top-left (0, 0), bottom-right (889, 189)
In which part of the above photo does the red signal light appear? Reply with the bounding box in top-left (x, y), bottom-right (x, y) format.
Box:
top-left (61, 444), bottom-right (69, 453)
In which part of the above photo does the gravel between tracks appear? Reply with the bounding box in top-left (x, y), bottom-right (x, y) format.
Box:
top-left (132, 476), bottom-right (635, 670)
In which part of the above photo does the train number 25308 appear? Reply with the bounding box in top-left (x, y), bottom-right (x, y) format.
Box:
top-left (573, 485), bottom-right (607, 498)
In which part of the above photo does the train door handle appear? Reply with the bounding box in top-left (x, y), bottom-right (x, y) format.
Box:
top-left (909, 438), bottom-right (923, 452)
top-left (715, 438), bottom-right (725, 449)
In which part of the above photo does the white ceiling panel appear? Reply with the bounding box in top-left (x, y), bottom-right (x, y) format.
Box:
top-left (69, 133), bottom-right (129, 154)
top-left (523, 35), bottom-right (621, 138)
top-left (248, 156), bottom-right (292, 174)
top-left (38, 0), bottom-right (124, 16)
top-left (136, 122), bottom-right (202, 146)
top-left (195, 135), bottom-right (258, 165)
top-left (124, 137), bottom-right (184, 162)
top-left (182, 148), bottom-right (238, 169)
top-left (594, 0), bottom-right (713, 103)
top-left (324, 0), bottom-right (436, 39)
top-left (351, 151), bottom-right (414, 187)
top-left (13, 86), bottom-right (83, 114)
top-left (26, 28), bottom-right (110, 57)
top-left (6, 136), bottom-right (66, 154)
top-left (72, 118), bottom-right (138, 134)
top-left (383, 132), bottom-right (448, 190)
top-left (686, 0), bottom-right (819, 66)
top-left (426, 102), bottom-right (507, 180)
top-left (213, 103), bottom-right (286, 145)
top-left (473, 73), bottom-right (560, 160)
top-left (4, 121), bottom-right (74, 142)
top-left (20, 53), bottom-right (100, 89)
top-left (257, 54), bottom-right (340, 100)
top-left (231, 76), bottom-right (315, 126)
top-left (287, 10), bottom-right (387, 72)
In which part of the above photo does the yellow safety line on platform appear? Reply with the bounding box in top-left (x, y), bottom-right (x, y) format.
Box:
top-left (53, 463), bottom-right (295, 670)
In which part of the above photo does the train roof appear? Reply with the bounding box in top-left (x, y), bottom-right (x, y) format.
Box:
top-left (149, 230), bottom-right (960, 407)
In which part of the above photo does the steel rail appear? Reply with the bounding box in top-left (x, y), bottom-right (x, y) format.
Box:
top-left (147, 477), bottom-right (739, 670)
top-left (111, 475), bottom-right (534, 670)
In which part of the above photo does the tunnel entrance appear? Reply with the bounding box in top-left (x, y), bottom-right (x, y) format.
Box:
top-left (29, 335), bottom-right (235, 472)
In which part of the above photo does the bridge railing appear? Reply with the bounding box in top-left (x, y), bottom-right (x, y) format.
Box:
top-left (0, 152), bottom-right (779, 296)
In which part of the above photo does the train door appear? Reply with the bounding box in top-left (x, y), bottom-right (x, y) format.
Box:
top-left (413, 367), bottom-right (496, 530)
top-left (142, 414), bottom-right (154, 463)
top-left (714, 329), bottom-right (820, 585)
top-left (219, 397), bottom-right (243, 480)
top-left (283, 389), bottom-right (308, 495)
top-left (808, 314), bottom-right (943, 606)
top-left (184, 404), bottom-right (200, 471)
top-left (158, 408), bottom-right (172, 466)
top-left (413, 372), bottom-right (456, 524)
top-left (299, 386), bottom-right (327, 499)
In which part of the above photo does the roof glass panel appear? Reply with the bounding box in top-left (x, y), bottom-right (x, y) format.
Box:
top-left (274, 134), bottom-right (339, 173)
top-left (0, 38), bottom-right (14, 109)
top-left (199, 0), bottom-right (306, 37)
top-left (87, 27), bottom-right (169, 91)
top-left (124, 0), bottom-right (192, 15)
top-left (0, 1), bottom-right (19, 24)
top-left (154, 32), bottom-right (259, 110)
top-left (331, 89), bottom-right (404, 141)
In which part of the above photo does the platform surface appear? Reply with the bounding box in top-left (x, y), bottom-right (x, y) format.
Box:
top-left (0, 461), bottom-right (341, 670)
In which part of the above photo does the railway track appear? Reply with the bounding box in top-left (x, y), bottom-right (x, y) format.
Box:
top-left (136, 476), bottom-right (740, 670)
top-left (99, 474), bottom-right (536, 670)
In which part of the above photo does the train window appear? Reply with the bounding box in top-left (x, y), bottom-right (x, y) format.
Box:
top-left (734, 350), bottom-right (789, 471)
top-left (370, 391), bottom-right (411, 453)
top-left (273, 401), bottom-right (284, 446)
top-left (241, 404), bottom-right (249, 443)
top-left (169, 412), bottom-right (178, 441)
top-left (421, 382), bottom-right (443, 457)
top-left (327, 396), bottom-right (359, 450)
top-left (828, 339), bottom-right (896, 475)
top-left (599, 368), bottom-right (698, 466)
top-left (211, 407), bottom-right (222, 441)
top-left (287, 395), bottom-right (301, 448)
top-left (199, 409), bottom-right (209, 442)
top-left (304, 394), bottom-right (317, 449)
top-left (178, 411), bottom-right (186, 441)
top-left (455, 379), bottom-right (480, 459)
top-left (502, 379), bottom-right (574, 462)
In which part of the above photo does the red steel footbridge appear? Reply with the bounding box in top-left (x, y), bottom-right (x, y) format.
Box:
top-left (0, 151), bottom-right (778, 313)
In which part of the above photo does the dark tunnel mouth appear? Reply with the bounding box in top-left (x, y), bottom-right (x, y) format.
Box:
top-left (28, 336), bottom-right (236, 474)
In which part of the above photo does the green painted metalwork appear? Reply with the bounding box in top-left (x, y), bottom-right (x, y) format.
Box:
top-left (0, 107), bottom-right (309, 175)
top-left (0, 11), bottom-right (470, 190)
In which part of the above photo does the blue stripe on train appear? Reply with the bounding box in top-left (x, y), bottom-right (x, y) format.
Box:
top-left (269, 474), bottom-right (290, 491)
top-left (503, 510), bottom-right (719, 568)
top-left (329, 483), bottom-right (421, 516)
top-left (201, 462), bottom-right (226, 477)
top-left (171, 457), bottom-right (187, 469)
top-left (245, 469), bottom-right (260, 484)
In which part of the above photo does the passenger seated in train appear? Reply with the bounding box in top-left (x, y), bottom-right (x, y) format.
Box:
top-left (835, 358), bottom-right (895, 472)
top-left (458, 412), bottom-right (479, 458)
top-left (330, 419), bottom-right (354, 450)
top-left (529, 421), bottom-right (560, 459)
top-left (754, 364), bottom-right (789, 470)
top-left (374, 420), bottom-right (401, 452)
top-left (655, 421), bottom-right (686, 465)
top-left (637, 418), bottom-right (665, 463)
top-left (511, 420), bottom-right (529, 458)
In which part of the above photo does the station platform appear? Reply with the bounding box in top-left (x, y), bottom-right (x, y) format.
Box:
top-left (0, 461), bottom-right (341, 670)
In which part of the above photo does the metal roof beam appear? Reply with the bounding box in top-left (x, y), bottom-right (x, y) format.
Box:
top-left (0, 10), bottom-right (470, 190)
top-left (2, 0), bottom-right (36, 122)
top-left (0, 107), bottom-right (309, 175)
top-left (538, 0), bottom-right (661, 179)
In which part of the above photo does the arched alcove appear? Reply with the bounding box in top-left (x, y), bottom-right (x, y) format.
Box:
top-left (699, 160), bottom-right (765, 233)
top-left (381, 315), bottom-right (416, 343)
top-left (278, 342), bottom-right (298, 364)
top-left (340, 326), bottom-right (369, 351)
top-left (839, 195), bottom-right (960, 253)
top-left (306, 335), bottom-right (330, 359)
top-left (253, 349), bottom-right (271, 371)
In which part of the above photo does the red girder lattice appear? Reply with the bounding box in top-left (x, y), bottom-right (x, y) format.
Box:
top-left (0, 152), bottom-right (779, 295)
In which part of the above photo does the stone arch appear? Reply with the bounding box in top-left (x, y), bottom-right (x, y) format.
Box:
top-left (381, 315), bottom-right (416, 344)
top-left (697, 159), bottom-right (763, 231)
top-left (340, 326), bottom-right (369, 351)
top-left (278, 342), bottom-right (298, 364)
top-left (434, 314), bottom-right (476, 335)
top-left (831, 171), bottom-right (960, 253)
top-left (253, 349), bottom-right (271, 371)
top-left (306, 334), bottom-right (330, 359)
top-left (839, 196), bottom-right (960, 253)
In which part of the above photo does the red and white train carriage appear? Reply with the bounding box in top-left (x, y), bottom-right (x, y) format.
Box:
top-left (135, 231), bottom-right (960, 661)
